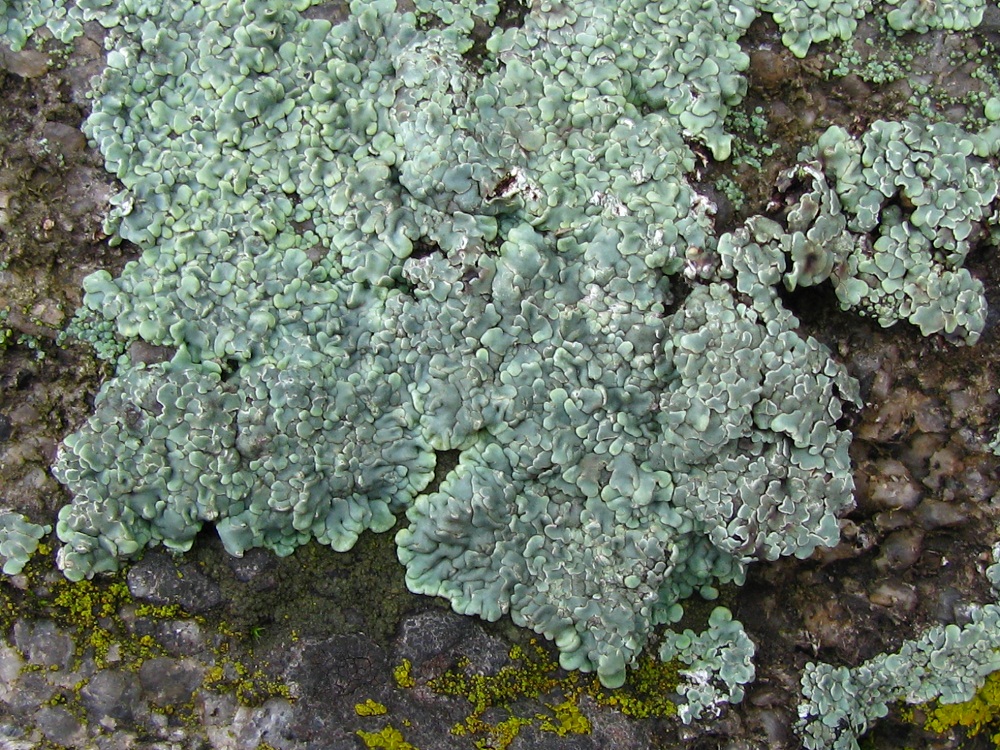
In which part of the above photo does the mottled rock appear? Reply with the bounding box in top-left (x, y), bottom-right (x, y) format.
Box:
top-left (126, 552), bottom-right (223, 613)
top-left (4, 670), bottom-right (56, 715)
top-left (204, 693), bottom-right (294, 750)
top-left (152, 619), bottom-right (206, 657)
top-left (80, 670), bottom-right (142, 724)
top-left (126, 341), bottom-right (176, 367)
top-left (0, 46), bottom-right (49, 78)
top-left (33, 706), bottom-right (86, 748)
top-left (138, 657), bottom-right (204, 707)
top-left (13, 619), bottom-right (75, 670)
top-left (394, 609), bottom-right (474, 666)
top-left (284, 634), bottom-right (387, 743)
top-left (749, 49), bottom-right (793, 92)
top-left (42, 122), bottom-right (87, 160)
top-left (930, 585), bottom-right (972, 626)
top-left (225, 547), bottom-right (277, 585)
top-left (869, 580), bottom-right (918, 612)
top-left (866, 459), bottom-right (922, 511)
top-left (875, 529), bottom-right (925, 573)
top-left (835, 74), bottom-right (871, 102)
top-left (915, 498), bottom-right (969, 530)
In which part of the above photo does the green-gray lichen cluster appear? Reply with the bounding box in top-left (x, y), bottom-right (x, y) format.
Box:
top-left (23, 0), bottom-right (863, 693)
top-left (759, 0), bottom-right (870, 59)
top-left (0, 510), bottom-right (49, 575)
top-left (797, 550), bottom-right (1000, 750)
top-left (659, 606), bottom-right (755, 723)
top-left (884, 0), bottom-right (986, 33)
top-left (3, 0), bottom-right (997, 712)
top-left (767, 118), bottom-right (1000, 343)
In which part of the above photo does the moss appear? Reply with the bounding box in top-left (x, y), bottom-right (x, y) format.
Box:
top-left (924, 670), bottom-right (1000, 745)
top-left (195, 534), bottom-right (417, 649)
top-left (377, 639), bottom-right (679, 748)
top-left (591, 654), bottom-right (681, 720)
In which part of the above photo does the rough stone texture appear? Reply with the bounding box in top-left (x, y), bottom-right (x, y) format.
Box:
top-left (138, 657), bottom-right (205, 707)
top-left (126, 551), bottom-right (224, 614)
top-left (80, 670), bottom-right (143, 724)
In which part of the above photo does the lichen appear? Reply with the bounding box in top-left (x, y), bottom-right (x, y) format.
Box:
top-left (356, 699), bottom-right (389, 717)
top-left (924, 670), bottom-right (1000, 744)
top-left (3, 0), bottom-right (997, 718)
top-left (798, 550), bottom-right (1000, 750)
top-left (356, 724), bottom-right (420, 750)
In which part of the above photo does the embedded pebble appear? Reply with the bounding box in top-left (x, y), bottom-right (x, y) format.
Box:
top-left (875, 528), bottom-right (924, 573)
top-left (0, 47), bottom-right (49, 78)
top-left (80, 671), bottom-right (142, 724)
top-left (749, 49), bottom-right (793, 92)
top-left (869, 580), bottom-right (918, 611)
top-left (915, 498), bottom-right (969, 530)
top-left (33, 706), bottom-right (86, 748)
top-left (865, 459), bottom-right (922, 510)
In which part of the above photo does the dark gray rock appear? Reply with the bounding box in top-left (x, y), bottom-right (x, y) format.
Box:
top-left (33, 705), bottom-right (86, 748)
top-left (394, 609), bottom-right (475, 665)
top-left (81, 670), bottom-right (142, 724)
top-left (12, 619), bottom-right (75, 670)
top-left (226, 547), bottom-right (278, 585)
top-left (283, 634), bottom-right (387, 745)
top-left (875, 528), bottom-right (924, 573)
top-left (138, 657), bottom-right (204, 707)
top-left (152, 619), bottom-right (207, 657)
top-left (4, 670), bottom-right (57, 715)
top-left (126, 551), bottom-right (223, 613)
top-left (916, 498), bottom-right (969, 530)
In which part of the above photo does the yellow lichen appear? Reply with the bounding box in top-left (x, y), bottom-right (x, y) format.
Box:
top-left (389, 638), bottom-right (679, 746)
top-left (591, 654), bottom-right (680, 719)
top-left (393, 658), bottom-right (416, 689)
top-left (356, 725), bottom-right (419, 750)
top-left (356, 699), bottom-right (389, 716)
top-left (476, 715), bottom-right (531, 750)
top-left (537, 699), bottom-right (592, 736)
top-left (924, 670), bottom-right (1000, 745)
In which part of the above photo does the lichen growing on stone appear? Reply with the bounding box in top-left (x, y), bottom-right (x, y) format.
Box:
top-left (658, 606), bottom-right (755, 723)
top-left (0, 510), bottom-right (49, 575)
top-left (768, 118), bottom-right (1000, 344)
top-left (759, 0), bottom-right (871, 59)
top-left (923, 670), bottom-right (1000, 745)
top-left (884, 0), bottom-right (986, 33)
top-left (2, 0), bottom-right (993, 704)
top-left (797, 551), bottom-right (1000, 750)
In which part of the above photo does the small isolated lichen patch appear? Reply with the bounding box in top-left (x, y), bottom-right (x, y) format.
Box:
top-left (0, 511), bottom-right (49, 575)
top-left (355, 699), bottom-right (389, 717)
top-left (356, 724), bottom-right (419, 750)
top-left (393, 659), bottom-right (416, 689)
